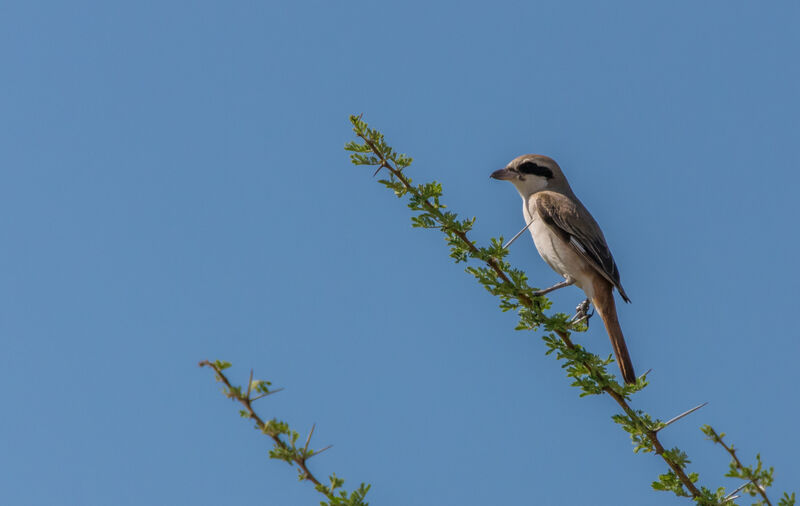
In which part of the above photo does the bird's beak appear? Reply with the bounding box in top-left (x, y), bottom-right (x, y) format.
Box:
top-left (490, 168), bottom-right (515, 180)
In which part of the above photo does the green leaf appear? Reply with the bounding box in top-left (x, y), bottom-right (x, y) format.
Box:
top-left (213, 360), bottom-right (232, 370)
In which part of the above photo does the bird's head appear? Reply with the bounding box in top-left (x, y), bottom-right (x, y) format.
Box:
top-left (490, 154), bottom-right (568, 197)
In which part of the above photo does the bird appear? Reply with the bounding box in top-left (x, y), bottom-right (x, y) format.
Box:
top-left (491, 154), bottom-right (636, 384)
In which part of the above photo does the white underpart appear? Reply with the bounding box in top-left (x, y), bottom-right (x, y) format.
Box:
top-left (522, 196), bottom-right (596, 300)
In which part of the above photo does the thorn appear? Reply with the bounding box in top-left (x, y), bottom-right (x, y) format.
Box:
top-left (640, 369), bottom-right (653, 379)
top-left (311, 444), bottom-right (333, 458)
top-left (657, 402), bottom-right (709, 432)
top-left (571, 314), bottom-right (593, 328)
top-left (251, 387), bottom-right (285, 402)
top-left (303, 423), bottom-right (316, 455)
top-left (722, 481), bottom-right (749, 502)
top-left (246, 369), bottom-right (254, 399)
top-left (570, 316), bottom-right (586, 327)
top-left (502, 219), bottom-right (534, 250)
top-left (373, 161), bottom-right (393, 177)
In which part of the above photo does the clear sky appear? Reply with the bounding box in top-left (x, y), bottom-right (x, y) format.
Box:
top-left (1, 1), bottom-right (798, 505)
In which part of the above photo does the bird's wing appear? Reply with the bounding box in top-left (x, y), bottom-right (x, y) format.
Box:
top-left (534, 191), bottom-right (630, 302)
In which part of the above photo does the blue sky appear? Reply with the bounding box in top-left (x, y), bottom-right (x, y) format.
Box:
top-left (1, 1), bottom-right (798, 505)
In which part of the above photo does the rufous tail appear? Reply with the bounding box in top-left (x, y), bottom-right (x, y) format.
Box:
top-left (592, 281), bottom-right (636, 384)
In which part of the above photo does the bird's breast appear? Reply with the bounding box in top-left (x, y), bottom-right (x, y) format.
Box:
top-left (523, 198), bottom-right (596, 297)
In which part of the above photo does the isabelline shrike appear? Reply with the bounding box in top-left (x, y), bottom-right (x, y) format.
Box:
top-left (491, 155), bottom-right (636, 384)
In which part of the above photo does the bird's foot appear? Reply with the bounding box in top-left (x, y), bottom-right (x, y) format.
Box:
top-left (570, 298), bottom-right (593, 328)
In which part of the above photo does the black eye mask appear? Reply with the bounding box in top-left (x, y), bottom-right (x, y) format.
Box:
top-left (518, 161), bottom-right (553, 179)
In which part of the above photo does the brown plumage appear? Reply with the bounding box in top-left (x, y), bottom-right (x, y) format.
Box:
top-left (491, 154), bottom-right (636, 384)
top-left (591, 276), bottom-right (635, 384)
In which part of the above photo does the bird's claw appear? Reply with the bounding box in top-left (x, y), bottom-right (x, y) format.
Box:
top-left (570, 298), bottom-right (593, 328)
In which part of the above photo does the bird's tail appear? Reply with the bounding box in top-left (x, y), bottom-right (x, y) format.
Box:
top-left (592, 282), bottom-right (636, 384)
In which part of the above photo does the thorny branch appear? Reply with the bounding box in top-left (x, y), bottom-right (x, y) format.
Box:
top-left (198, 360), bottom-right (325, 487)
top-left (200, 360), bottom-right (370, 506)
top-left (352, 122), bottom-right (701, 499)
top-left (195, 115), bottom-right (793, 506)
top-left (704, 426), bottom-right (774, 506)
top-left (347, 114), bottom-right (793, 505)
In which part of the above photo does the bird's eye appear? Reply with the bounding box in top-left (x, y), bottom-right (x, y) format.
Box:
top-left (518, 161), bottom-right (553, 179)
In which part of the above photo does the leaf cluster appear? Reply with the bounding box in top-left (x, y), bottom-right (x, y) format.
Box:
top-left (315, 475), bottom-right (371, 506)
